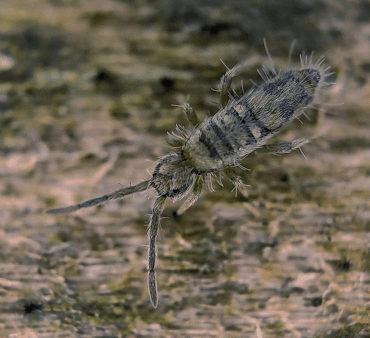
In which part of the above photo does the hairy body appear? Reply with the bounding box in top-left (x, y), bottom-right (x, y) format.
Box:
top-left (183, 68), bottom-right (318, 173)
top-left (47, 44), bottom-right (332, 308)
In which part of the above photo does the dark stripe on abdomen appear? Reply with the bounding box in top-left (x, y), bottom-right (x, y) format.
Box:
top-left (226, 107), bottom-right (257, 145)
top-left (251, 115), bottom-right (272, 138)
top-left (239, 98), bottom-right (273, 138)
top-left (199, 132), bottom-right (220, 159)
top-left (209, 121), bottom-right (235, 155)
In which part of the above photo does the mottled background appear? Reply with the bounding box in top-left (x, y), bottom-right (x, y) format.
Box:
top-left (0, 0), bottom-right (369, 337)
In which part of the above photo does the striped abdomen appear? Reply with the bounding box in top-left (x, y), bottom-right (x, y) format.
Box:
top-left (182, 68), bottom-right (319, 173)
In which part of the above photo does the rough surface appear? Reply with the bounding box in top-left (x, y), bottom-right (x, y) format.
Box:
top-left (0, 0), bottom-right (369, 337)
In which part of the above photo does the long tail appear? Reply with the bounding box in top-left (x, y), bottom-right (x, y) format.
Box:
top-left (46, 180), bottom-right (151, 214)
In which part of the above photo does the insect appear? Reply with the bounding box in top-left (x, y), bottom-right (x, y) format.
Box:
top-left (46, 40), bottom-right (332, 308)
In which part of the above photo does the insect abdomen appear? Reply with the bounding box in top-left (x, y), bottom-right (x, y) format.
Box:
top-left (183, 68), bottom-right (321, 173)
top-left (182, 104), bottom-right (268, 172)
top-left (247, 69), bottom-right (317, 130)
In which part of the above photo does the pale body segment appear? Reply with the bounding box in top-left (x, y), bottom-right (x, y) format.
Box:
top-left (47, 49), bottom-right (331, 308)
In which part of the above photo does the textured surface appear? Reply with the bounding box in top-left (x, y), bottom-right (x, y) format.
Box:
top-left (0, 0), bottom-right (370, 337)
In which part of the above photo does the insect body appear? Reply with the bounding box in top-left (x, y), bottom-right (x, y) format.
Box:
top-left (47, 45), bottom-right (331, 308)
top-left (183, 69), bottom-right (318, 172)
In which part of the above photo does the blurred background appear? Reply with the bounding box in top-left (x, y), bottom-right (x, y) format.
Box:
top-left (0, 0), bottom-right (369, 337)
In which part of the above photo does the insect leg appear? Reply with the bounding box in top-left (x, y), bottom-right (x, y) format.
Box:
top-left (219, 58), bottom-right (253, 108)
top-left (224, 168), bottom-right (250, 198)
top-left (175, 176), bottom-right (203, 216)
top-left (262, 138), bottom-right (309, 155)
top-left (172, 103), bottom-right (200, 127)
top-left (183, 103), bottom-right (200, 127)
top-left (219, 63), bottom-right (239, 108)
top-left (147, 196), bottom-right (166, 308)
